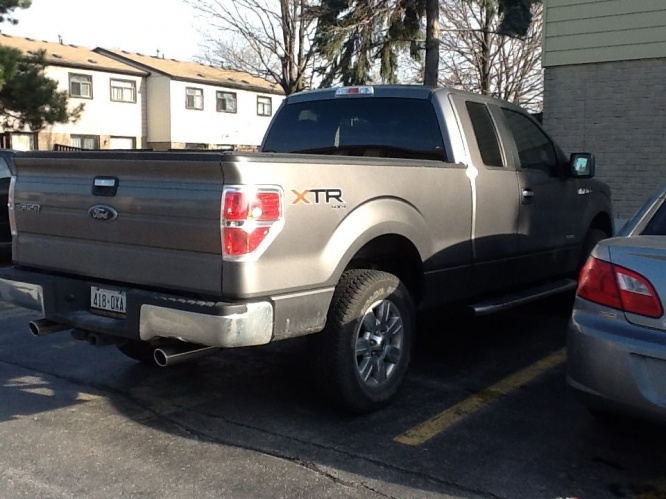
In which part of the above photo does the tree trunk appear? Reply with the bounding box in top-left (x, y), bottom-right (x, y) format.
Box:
top-left (424, 0), bottom-right (440, 86)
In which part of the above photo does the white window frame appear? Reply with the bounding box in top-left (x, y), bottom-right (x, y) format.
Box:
top-left (186, 87), bottom-right (204, 110)
top-left (110, 79), bottom-right (136, 103)
top-left (216, 91), bottom-right (237, 113)
top-left (257, 96), bottom-right (272, 117)
top-left (69, 73), bottom-right (92, 99)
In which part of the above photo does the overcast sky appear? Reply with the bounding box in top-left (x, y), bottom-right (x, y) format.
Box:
top-left (0, 0), bottom-right (203, 61)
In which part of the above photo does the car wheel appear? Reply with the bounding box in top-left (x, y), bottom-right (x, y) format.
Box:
top-left (116, 340), bottom-right (156, 364)
top-left (311, 269), bottom-right (414, 414)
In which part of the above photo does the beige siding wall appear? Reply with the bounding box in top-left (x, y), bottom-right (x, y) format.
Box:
top-left (544, 0), bottom-right (666, 67)
top-left (146, 76), bottom-right (172, 143)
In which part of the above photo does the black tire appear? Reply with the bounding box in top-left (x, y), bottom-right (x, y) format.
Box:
top-left (116, 340), bottom-right (156, 365)
top-left (578, 228), bottom-right (610, 272)
top-left (311, 269), bottom-right (415, 414)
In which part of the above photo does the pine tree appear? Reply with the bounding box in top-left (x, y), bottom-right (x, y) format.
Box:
top-left (0, 0), bottom-right (81, 130)
top-left (312, 0), bottom-right (540, 86)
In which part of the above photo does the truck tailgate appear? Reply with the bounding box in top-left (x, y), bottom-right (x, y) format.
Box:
top-left (12, 152), bottom-right (225, 296)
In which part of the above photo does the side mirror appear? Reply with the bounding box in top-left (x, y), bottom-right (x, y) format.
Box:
top-left (569, 153), bottom-right (595, 178)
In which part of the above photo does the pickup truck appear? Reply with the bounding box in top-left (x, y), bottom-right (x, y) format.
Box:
top-left (0, 85), bottom-right (613, 413)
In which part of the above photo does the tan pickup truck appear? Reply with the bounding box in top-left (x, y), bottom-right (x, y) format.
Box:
top-left (0, 85), bottom-right (613, 413)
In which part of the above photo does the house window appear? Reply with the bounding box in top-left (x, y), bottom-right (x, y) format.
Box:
top-left (186, 87), bottom-right (204, 110)
top-left (216, 91), bottom-right (237, 113)
top-left (71, 135), bottom-right (99, 150)
top-left (257, 96), bottom-right (272, 117)
top-left (69, 73), bottom-right (92, 99)
top-left (10, 133), bottom-right (37, 151)
top-left (110, 79), bottom-right (136, 103)
top-left (109, 136), bottom-right (136, 149)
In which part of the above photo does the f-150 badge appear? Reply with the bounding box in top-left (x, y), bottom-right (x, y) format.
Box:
top-left (89, 205), bottom-right (118, 221)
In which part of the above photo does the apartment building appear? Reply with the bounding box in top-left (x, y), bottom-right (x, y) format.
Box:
top-left (95, 49), bottom-right (285, 151)
top-left (542, 0), bottom-right (666, 221)
top-left (0, 34), bottom-right (147, 150)
top-left (0, 34), bottom-right (285, 151)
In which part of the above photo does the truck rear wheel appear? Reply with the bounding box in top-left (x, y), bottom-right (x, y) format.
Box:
top-left (311, 269), bottom-right (414, 414)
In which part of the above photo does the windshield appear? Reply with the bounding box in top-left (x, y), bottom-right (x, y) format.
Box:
top-left (262, 97), bottom-right (448, 161)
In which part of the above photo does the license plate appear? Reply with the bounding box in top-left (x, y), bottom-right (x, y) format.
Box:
top-left (90, 286), bottom-right (126, 314)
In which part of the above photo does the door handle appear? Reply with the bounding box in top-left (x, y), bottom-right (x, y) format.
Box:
top-left (521, 188), bottom-right (534, 204)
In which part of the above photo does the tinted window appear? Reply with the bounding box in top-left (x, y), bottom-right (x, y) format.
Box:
top-left (262, 97), bottom-right (447, 161)
top-left (0, 157), bottom-right (11, 178)
top-left (502, 108), bottom-right (557, 173)
top-left (465, 101), bottom-right (503, 167)
top-left (642, 202), bottom-right (666, 235)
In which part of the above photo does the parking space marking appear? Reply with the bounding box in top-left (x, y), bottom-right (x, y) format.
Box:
top-left (394, 348), bottom-right (566, 446)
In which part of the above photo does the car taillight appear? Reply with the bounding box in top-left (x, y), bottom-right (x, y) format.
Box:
top-left (8, 176), bottom-right (16, 236)
top-left (577, 256), bottom-right (663, 318)
top-left (221, 186), bottom-right (283, 258)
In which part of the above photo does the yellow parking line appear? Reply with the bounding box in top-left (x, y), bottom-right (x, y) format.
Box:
top-left (394, 348), bottom-right (566, 446)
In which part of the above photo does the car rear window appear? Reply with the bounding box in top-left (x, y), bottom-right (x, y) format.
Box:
top-left (262, 97), bottom-right (448, 161)
top-left (642, 201), bottom-right (666, 235)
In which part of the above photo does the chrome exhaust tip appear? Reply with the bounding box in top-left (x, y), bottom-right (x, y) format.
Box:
top-left (153, 344), bottom-right (218, 367)
top-left (29, 319), bottom-right (70, 336)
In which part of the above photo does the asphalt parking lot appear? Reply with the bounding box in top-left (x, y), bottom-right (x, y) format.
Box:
top-left (1, 286), bottom-right (666, 498)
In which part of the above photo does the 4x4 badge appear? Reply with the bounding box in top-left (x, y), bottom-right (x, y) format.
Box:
top-left (89, 205), bottom-right (118, 222)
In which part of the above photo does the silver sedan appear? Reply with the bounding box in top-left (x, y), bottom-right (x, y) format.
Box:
top-left (568, 186), bottom-right (666, 424)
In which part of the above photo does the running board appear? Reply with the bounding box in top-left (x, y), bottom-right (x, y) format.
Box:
top-left (470, 279), bottom-right (577, 316)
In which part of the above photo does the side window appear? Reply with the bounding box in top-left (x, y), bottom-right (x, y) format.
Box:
top-left (465, 101), bottom-right (503, 167)
top-left (71, 135), bottom-right (99, 149)
top-left (69, 73), bottom-right (93, 99)
top-left (257, 96), bottom-right (272, 117)
top-left (0, 157), bottom-right (11, 178)
top-left (502, 108), bottom-right (557, 173)
top-left (186, 88), bottom-right (204, 110)
top-left (642, 203), bottom-right (666, 235)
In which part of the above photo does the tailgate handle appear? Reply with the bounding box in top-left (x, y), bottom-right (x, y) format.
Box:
top-left (92, 177), bottom-right (118, 197)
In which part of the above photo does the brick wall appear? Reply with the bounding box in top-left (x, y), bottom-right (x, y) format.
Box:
top-left (543, 58), bottom-right (666, 220)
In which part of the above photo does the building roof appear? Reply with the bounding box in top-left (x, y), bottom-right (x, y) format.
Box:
top-left (95, 48), bottom-right (284, 95)
top-left (0, 34), bottom-right (147, 76)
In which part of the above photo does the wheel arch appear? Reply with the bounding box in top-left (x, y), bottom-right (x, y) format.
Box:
top-left (321, 198), bottom-right (429, 307)
top-left (589, 211), bottom-right (614, 237)
top-left (345, 234), bottom-right (425, 306)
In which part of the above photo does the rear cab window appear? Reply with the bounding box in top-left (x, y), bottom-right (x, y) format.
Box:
top-left (262, 97), bottom-right (448, 162)
top-left (465, 101), bottom-right (503, 167)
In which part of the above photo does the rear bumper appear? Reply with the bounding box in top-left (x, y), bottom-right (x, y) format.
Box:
top-left (567, 299), bottom-right (666, 424)
top-left (0, 267), bottom-right (274, 348)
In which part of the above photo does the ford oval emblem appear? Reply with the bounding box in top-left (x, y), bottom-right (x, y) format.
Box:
top-left (88, 205), bottom-right (118, 222)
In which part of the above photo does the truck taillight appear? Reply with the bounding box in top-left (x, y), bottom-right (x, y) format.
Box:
top-left (577, 257), bottom-right (663, 318)
top-left (221, 186), bottom-right (283, 258)
top-left (8, 176), bottom-right (16, 236)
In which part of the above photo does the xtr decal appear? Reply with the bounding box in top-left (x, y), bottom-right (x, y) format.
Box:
top-left (291, 189), bottom-right (345, 208)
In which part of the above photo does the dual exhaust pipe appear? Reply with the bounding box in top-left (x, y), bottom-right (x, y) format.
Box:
top-left (29, 318), bottom-right (218, 367)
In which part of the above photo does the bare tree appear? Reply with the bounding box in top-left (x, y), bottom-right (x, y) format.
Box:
top-left (438, 0), bottom-right (543, 110)
top-left (186, 0), bottom-right (316, 95)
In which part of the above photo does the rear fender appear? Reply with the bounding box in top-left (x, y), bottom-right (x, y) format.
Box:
top-left (321, 198), bottom-right (431, 286)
